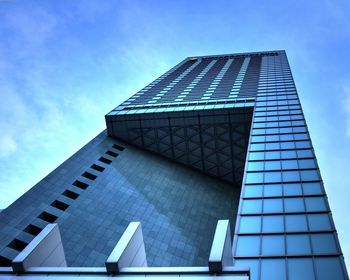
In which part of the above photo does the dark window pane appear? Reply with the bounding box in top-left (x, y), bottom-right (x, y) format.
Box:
top-left (262, 215), bottom-right (284, 232)
top-left (261, 259), bottom-right (286, 280)
top-left (305, 197), bottom-right (327, 212)
top-left (299, 159), bottom-right (316, 169)
top-left (311, 234), bottom-right (338, 254)
top-left (285, 214), bottom-right (308, 232)
top-left (303, 182), bottom-right (322, 195)
top-left (261, 235), bottom-right (285, 255)
top-left (315, 257), bottom-right (345, 280)
top-left (236, 236), bottom-right (260, 256)
top-left (264, 199), bottom-right (283, 213)
top-left (308, 214), bottom-right (332, 231)
top-left (239, 216), bottom-right (261, 233)
top-left (283, 183), bottom-right (302, 196)
top-left (284, 198), bottom-right (305, 212)
top-left (288, 258), bottom-right (315, 280)
top-left (286, 234), bottom-right (311, 255)
top-left (300, 170), bottom-right (320, 181)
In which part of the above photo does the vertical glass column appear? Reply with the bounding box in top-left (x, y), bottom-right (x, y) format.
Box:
top-left (233, 52), bottom-right (348, 280)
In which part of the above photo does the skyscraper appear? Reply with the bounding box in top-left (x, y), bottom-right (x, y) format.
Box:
top-left (0, 50), bottom-right (348, 279)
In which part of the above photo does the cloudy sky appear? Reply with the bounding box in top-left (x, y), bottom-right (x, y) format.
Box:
top-left (0, 0), bottom-right (349, 269)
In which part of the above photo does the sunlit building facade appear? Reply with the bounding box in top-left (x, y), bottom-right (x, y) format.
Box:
top-left (0, 50), bottom-right (348, 279)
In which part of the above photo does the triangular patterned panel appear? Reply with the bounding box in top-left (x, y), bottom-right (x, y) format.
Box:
top-left (106, 107), bottom-right (253, 186)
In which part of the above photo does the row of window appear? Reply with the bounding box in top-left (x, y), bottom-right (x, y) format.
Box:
top-left (256, 93), bottom-right (298, 101)
top-left (239, 213), bottom-right (332, 233)
top-left (247, 159), bottom-right (317, 172)
top-left (248, 149), bottom-right (314, 161)
top-left (254, 109), bottom-right (302, 117)
top-left (253, 121), bottom-right (306, 129)
top-left (251, 133), bottom-right (309, 143)
top-left (241, 196), bottom-right (327, 214)
top-left (245, 169), bottom-right (320, 184)
top-left (235, 233), bottom-right (338, 257)
top-left (243, 182), bottom-right (323, 198)
top-left (250, 140), bottom-right (311, 152)
top-left (255, 105), bottom-right (300, 112)
top-left (254, 114), bottom-right (303, 123)
top-left (252, 126), bottom-right (307, 135)
top-left (234, 257), bottom-right (345, 280)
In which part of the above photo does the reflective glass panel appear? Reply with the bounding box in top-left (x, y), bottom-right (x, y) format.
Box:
top-left (244, 185), bottom-right (263, 198)
top-left (284, 198), bottom-right (305, 212)
top-left (262, 215), bottom-right (284, 232)
top-left (242, 199), bottom-right (262, 214)
top-left (286, 234), bottom-right (311, 255)
top-left (239, 216), bottom-right (261, 233)
top-left (288, 258), bottom-right (315, 280)
top-left (236, 236), bottom-right (260, 256)
top-left (315, 257), bottom-right (345, 280)
top-left (311, 233), bottom-right (338, 254)
top-left (308, 214), bottom-right (332, 231)
top-left (264, 198), bottom-right (283, 213)
top-left (285, 215), bottom-right (308, 232)
top-left (305, 197), bottom-right (327, 212)
top-left (261, 235), bottom-right (285, 255)
top-left (264, 184), bottom-right (282, 197)
top-left (303, 182), bottom-right (322, 195)
top-left (234, 259), bottom-right (259, 280)
top-left (283, 183), bottom-right (302, 196)
top-left (261, 259), bottom-right (286, 280)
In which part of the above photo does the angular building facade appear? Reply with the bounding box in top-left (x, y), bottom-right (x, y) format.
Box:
top-left (0, 50), bottom-right (348, 280)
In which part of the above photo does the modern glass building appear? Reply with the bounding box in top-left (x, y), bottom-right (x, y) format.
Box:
top-left (0, 50), bottom-right (348, 280)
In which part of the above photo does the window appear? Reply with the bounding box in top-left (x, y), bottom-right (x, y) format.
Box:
top-left (98, 157), bottom-right (112, 164)
top-left (62, 189), bottom-right (79, 200)
top-left (38, 211), bottom-right (57, 223)
top-left (264, 198), bottom-right (283, 213)
top-left (72, 180), bottom-right (88, 190)
top-left (311, 234), bottom-right (338, 254)
top-left (106, 150), bottom-right (118, 157)
top-left (315, 257), bottom-right (345, 280)
top-left (298, 159), bottom-right (316, 169)
top-left (305, 197), bottom-right (327, 212)
top-left (24, 224), bottom-right (42, 236)
top-left (248, 161), bottom-right (264, 171)
top-left (262, 235), bottom-right (285, 255)
top-left (261, 259), bottom-right (286, 280)
top-left (264, 184), bottom-right (282, 197)
top-left (303, 182), bottom-right (322, 195)
top-left (82, 172), bottom-right (97, 181)
top-left (264, 172), bottom-right (282, 183)
top-left (283, 183), bottom-right (302, 196)
top-left (246, 172), bottom-right (264, 184)
top-left (7, 239), bottom-right (28, 251)
top-left (262, 215), bottom-right (284, 232)
top-left (51, 200), bottom-right (69, 211)
top-left (239, 216), bottom-right (261, 233)
top-left (288, 258), bottom-right (315, 280)
top-left (242, 199), bottom-right (262, 214)
top-left (282, 160), bottom-right (298, 170)
top-left (308, 214), bottom-right (332, 231)
top-left (284, 198), bottom-right (305, 212)
top-left (300, 170), bottom-right (319, 181)
top-left (282, 171), bottom-right (300, 182)
top-left (286, 234), bottom-right (311, 255)
top-left (244, 185), bottom-right (263, 198)
top-left (90, 164), bottom-right (105, 172)
top-left (285, 215), bottom-right (308, 232)
top-left (236, 236), bottom-right (260, 256)
top-left (234, 259), bottom-right (259, 280)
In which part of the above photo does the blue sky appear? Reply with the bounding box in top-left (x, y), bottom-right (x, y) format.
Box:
top-left (0, 0), bottom-right (349, 269)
